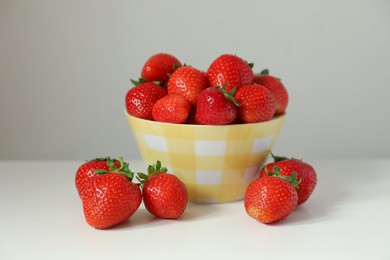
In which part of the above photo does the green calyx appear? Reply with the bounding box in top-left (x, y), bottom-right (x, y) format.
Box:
top-left (136, 160), bottom-right (168, 188)
top-left (245, 60), bottom-right (254, 69)
top-left (166, 63), bottom-right (182, 78)
top-left (94, 157), bottom-right (135, 181)
top-left (260, 69), bottom-right (269, 75)
top-left (130, 78), bottom-right (147, 86)
top-left (216, 85), bottom-right (240, 106)
top-left (265, 165), bottom-right (301, 189)
top-left (131, 78), bottom-right (161, 86)
top-left (257, 69), bottom-right (281, 81)
top-left (270, 152), bottom-right (302, 162)
top-left (270, 152), bottom-right (289, 162)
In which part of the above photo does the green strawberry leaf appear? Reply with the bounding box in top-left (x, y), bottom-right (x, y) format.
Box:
top-left (94, 157), bottom-right (135, 181)
top-left (95, 169), bottom-right (109, 174)
top-left (136, 160), bottom-right (168, 188)
top-left (271, 152), bottom-right (302, 162)
top-left (131, 78), bottom-right (147, 86)
top-left (260, 69), bottom-right (269, 75)
top-left (217, 85), bottom-right (240, 106)
top-left (265, 165), bottom-right (301, 189)
top-left (245, 60), bottom-right (254, 69)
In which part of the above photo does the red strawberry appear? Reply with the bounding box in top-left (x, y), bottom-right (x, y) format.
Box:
top-left (254, 69), bottom-right (289, 115)
top-left (167, 66), bottom-right (208, 105)
top-left (244, 171), bottom-right (299, 223)
top-left (75, 157), bottom-right (120, 198)
top-left (260, 155), bottom-right (317, 205)
top-left (195, 86), bottom-right (238, 125)
top-left (234, 84), bottom-right (276, 123)
top-left (137, 161), bottom-right (188, 219)
top-left (81, 157), bottom-right (142, 229)
top-left (206, 54), bottom-right (254, 92)
top-left (125, 82), bottom-right (167, 120)
top-left (141, 53), bottom-right (182, 85)
top-left (152, 94), bottom-right (190, 124)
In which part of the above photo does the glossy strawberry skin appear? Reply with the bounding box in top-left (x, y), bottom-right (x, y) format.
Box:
top-left (141, 53), bottom-right (181, 85)
top-left (75, 158), bottom-right (120, 198)
top-left (244, 176), bottom-right (298, 223)
top-left (254, 74), bottom-right (288, 115)
top-left (142, 173), bottom-right (188, 219)
top-left (125, 82), bottom-right (167, 120)
top-left (81, 173), bottom-right (142, 229)
top-left (167, 66), bottom-right (208, 105)
top-left (195, 87), bottom-right (237, 125)
top-left (206, 54), bottom-right (254, 92)
top-left (152, 94), bottom-right (191, 124)
top-left (260, 159), bottom-right (317, 205)
top-left (234, 85), bottom-right (276, 123)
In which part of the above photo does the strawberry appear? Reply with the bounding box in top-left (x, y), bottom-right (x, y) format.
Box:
top-left (75, 157), bottom-right (120, 198)
top-left (81, 157), bottom-right (142, 229)
top-left (195, 86), bottom-right (238, 125)
top-left (167, 66), bottom-right (208, 105)
top-left (152, 94), bottom-right (191, 124)
top-left (244, 170), bottom-right (299, 223)
top-left (206, 54), bottom-right (254, 92)
top-left (234, 84), bottom-right (276, 123)
top-left (254, 69), bottom-right (289, 115)
top-left (141, 53), bottom-right (182, 85)
top-left (137, 161), bottom-right (188, 219)
top-left (125, 82), bottom-right (167, 120)
top-left (260, 154), bottom-right (317, 205)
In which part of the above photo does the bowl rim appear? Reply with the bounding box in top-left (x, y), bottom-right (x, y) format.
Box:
top-left (124, 110), bottom-right (286, 128)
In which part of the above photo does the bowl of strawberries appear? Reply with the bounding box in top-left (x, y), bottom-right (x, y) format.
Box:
top-left (125, 53), bottom-right (288, 203)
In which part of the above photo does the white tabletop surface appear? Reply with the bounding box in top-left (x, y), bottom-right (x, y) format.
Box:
top-left (1, 159), bottom-right (389, 260)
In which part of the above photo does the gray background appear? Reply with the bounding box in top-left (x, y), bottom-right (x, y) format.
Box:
top-left (1, 0), bottom-right (389, 160)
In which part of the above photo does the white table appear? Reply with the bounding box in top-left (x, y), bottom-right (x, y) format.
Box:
top-left (1, 159), bottom-right (389, 260)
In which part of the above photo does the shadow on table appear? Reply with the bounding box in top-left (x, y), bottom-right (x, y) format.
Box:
top-left (107, 202), bottom-right (222, 231)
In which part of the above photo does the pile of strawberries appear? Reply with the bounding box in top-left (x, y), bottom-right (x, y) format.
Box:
top-left (75, 53), bottom-right (317, 228)
top-left (75, 158), bottom-right (188, 229)
top-left (125, 53), bottom-right (289, 125)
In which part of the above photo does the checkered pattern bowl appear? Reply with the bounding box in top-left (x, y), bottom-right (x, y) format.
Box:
top-left (125, 112), bottom-right (286, 203)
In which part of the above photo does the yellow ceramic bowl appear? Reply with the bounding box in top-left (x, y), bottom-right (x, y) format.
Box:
top-left (125, 112), bottom-right (286, 203)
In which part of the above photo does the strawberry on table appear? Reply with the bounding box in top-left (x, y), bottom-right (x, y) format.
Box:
top-left (75, 157), bottom-right (120, 198)
top-left (141, 53), bottom-right (182, 85)
top-left (206, 54), bottom-right (254, 92)
top-left (260, 154), bottom-right (317, 205)
top-left (234, 84), bottom-right (277, 123)
top-left (254, 69), bottom-right (289, 115)
top-left (125, 81), bottom-right (167, 120)
top-left (195, 86), bottom-right (238, 125)
top-left (152, 94), bottom-right (191, 124)
top-left (167, 66), bottom-right (208, 105)
top-left (244, 170), bottom-right (299, 223)
top-left (81, 157), bottom-right (142, 229)
top-left (137, 161), bottom-right (188, 219)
